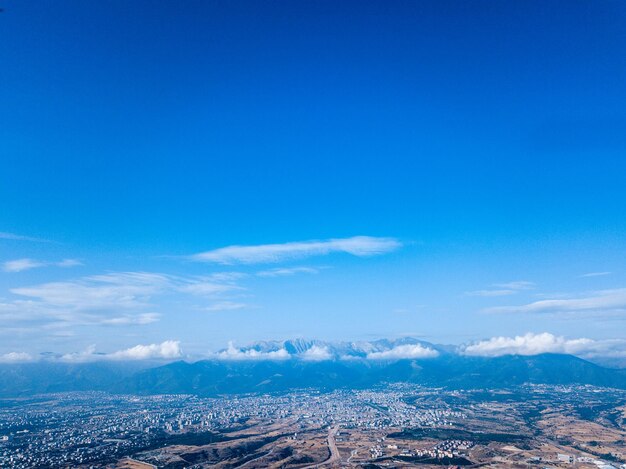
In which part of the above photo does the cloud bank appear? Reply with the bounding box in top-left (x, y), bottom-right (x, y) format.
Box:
top-left (300, 345), bottom-right (333, 361)
top-left (61, 341), bottom-right (182, 362)
top-left (461, 332), bottom-right (626, 359)
top-left (0, 352), bottom-right (34, 363)
top-left (462, 333), bottom-right (593, 357)
top-left (366, 344), bottom-right (439, 360)
top-left (214, 342), bottom-right (290, 361)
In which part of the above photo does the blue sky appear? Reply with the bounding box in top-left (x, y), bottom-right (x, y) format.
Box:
top-left (1, 0), bottom-right (626, 360)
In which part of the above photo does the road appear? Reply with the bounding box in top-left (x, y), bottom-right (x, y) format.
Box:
top-left (301, 425), bottom-right (341, 468)
top-left (326, 425), bottom-right (341, 466)
top-left (235, 447), bottom-right (274, 468)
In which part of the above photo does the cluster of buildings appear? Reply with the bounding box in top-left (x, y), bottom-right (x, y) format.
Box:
top-left (1, 384), bottom-right (625, 468)
top-left (0, 386), bottom-right (466, 468)
top-left (419, 439), bottom-right (474, 459)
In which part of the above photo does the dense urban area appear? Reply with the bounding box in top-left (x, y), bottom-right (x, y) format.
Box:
top-left (1, 384), bottom-right (626, 468)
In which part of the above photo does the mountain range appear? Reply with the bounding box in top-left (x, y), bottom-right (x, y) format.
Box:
top-left (1, 338), bottom-right (625, 397)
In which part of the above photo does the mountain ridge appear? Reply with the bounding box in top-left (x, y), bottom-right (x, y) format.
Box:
top-left (2, 341), bottom-right (626, 397)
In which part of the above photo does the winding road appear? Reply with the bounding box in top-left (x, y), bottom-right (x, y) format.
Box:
top-left (301, 425), bottom-right (341, 468)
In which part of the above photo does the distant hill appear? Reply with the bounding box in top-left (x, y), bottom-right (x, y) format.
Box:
top-left (0, 361), bottom-right (149, 396)
top-left (118, 353), bottom-right (626, 396)
top-left (1, 338), bottom-right (625, 397)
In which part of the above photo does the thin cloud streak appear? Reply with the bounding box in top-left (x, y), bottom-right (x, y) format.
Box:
top-left (189, 236), bottom-right (401, 265)
top-left (466, 289), bottom-right (517, 297)
top-left (257, 266), bottom-right (320, 277)
top-left (0, 231), bottom-right (51, 243)
top-left (204, 301), bottom-right (248, 312)
top-left (466, 280), bottom-right (535, 297)
top-left (492, 281), bottom-right (535, 290)
top-left (485, 288), bottom-right (626, 315)
top-left (3, 258), bottom-right (46, 272)
top-left (2, 258), bottom-right (82, 272)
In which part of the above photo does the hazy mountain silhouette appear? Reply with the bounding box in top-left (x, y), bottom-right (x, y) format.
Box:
top-left (1, 338), bottom-right (625, 397)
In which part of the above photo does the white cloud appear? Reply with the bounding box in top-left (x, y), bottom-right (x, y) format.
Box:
top-left (486, 288), bottom-right (626, 315)
top-left (107, 340), bottom-right (182, 360)
top-left (257, 266), bottom-right (320, 277)
top-left (214, 342), bottom-right (290, 361)
top-left (62, 341), bottom-right (182, 362)
top-left (190, 236), bottom-right (401, 264)
top-left (11, 272), bottom-right (169, 309)
top-left (3, 258), bottom-right (46, 272)
top-left (580, 272), bottom-right (611, 278)
top-left (0, 231), bottom-right (49, 242)
top-left (2, 258), bottom-right (82, 272)
top-left (60, 345), bottom-right (100, 362)
top-left (10, 271), bottom-right (240, 312)
top-left (4, 271), bottom-right (245, 331)
top-left (466, 289), bottom-right (517, 297)
top-left (492, 281), bottom-right (535, 290)
top-left (366, 344), bottom-right (439, 360)
top-left (300, 345), bottom-right (333, 361)
top-left (207, 272), bottom-right (249, 282)
top-left (0, 351), bottom-right (34, 363)
top-left (462, 332), bottom-right (598, 357)
top-left (100, 313), bottom-right (161, 325)
top-left (466, 280), bottom-right (535, 297)
top-left (178, 281), bottom-right (240, 296)
top-left (57, 259), bottom-right (83, 268)
top-left (204, 301), bottom-right (248, 312)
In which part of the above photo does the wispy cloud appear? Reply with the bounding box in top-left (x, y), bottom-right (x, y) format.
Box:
top-left (178, 281), bottom-right (241, 296)
top-left (0, 231), bottom-right (50, 243)
top-left (466, 280), bottom-right (535, 297)
top-left (580, 272), bottom-right (611, 278)
top-left (11, 272), bottom-right (168, 309)
top-left (3, 271), bottom-right (245, 331)
top-left (461, 332), bottom-right (626, 358)
top-left (189, 236), bottom-right (401, 265)
top-left (366, 344), bottom-right (439, 360)
top-left (204, 301), bottom-right (248, 312)
top-left (3, 258), bottom-right (46, 272)
top-left (466, 289), bottom-right (518, 297)
top-left (485, 288), bottom-right (626, 315)
top-left (256, 266), bottom-right (320, 277)
top-left (57, 259), bottom-right (83, 268)
top-left (492, 281), bottom-right (535, 290)
top-left (100, 313), bottom-right (161, 326)
top-left (11, 272), bottom-right (238, 310)
top-left (2, 258), bottom-right (82, 272)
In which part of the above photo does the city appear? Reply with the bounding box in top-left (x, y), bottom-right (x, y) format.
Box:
top-left (1, 384), bottom-right (625, 468)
